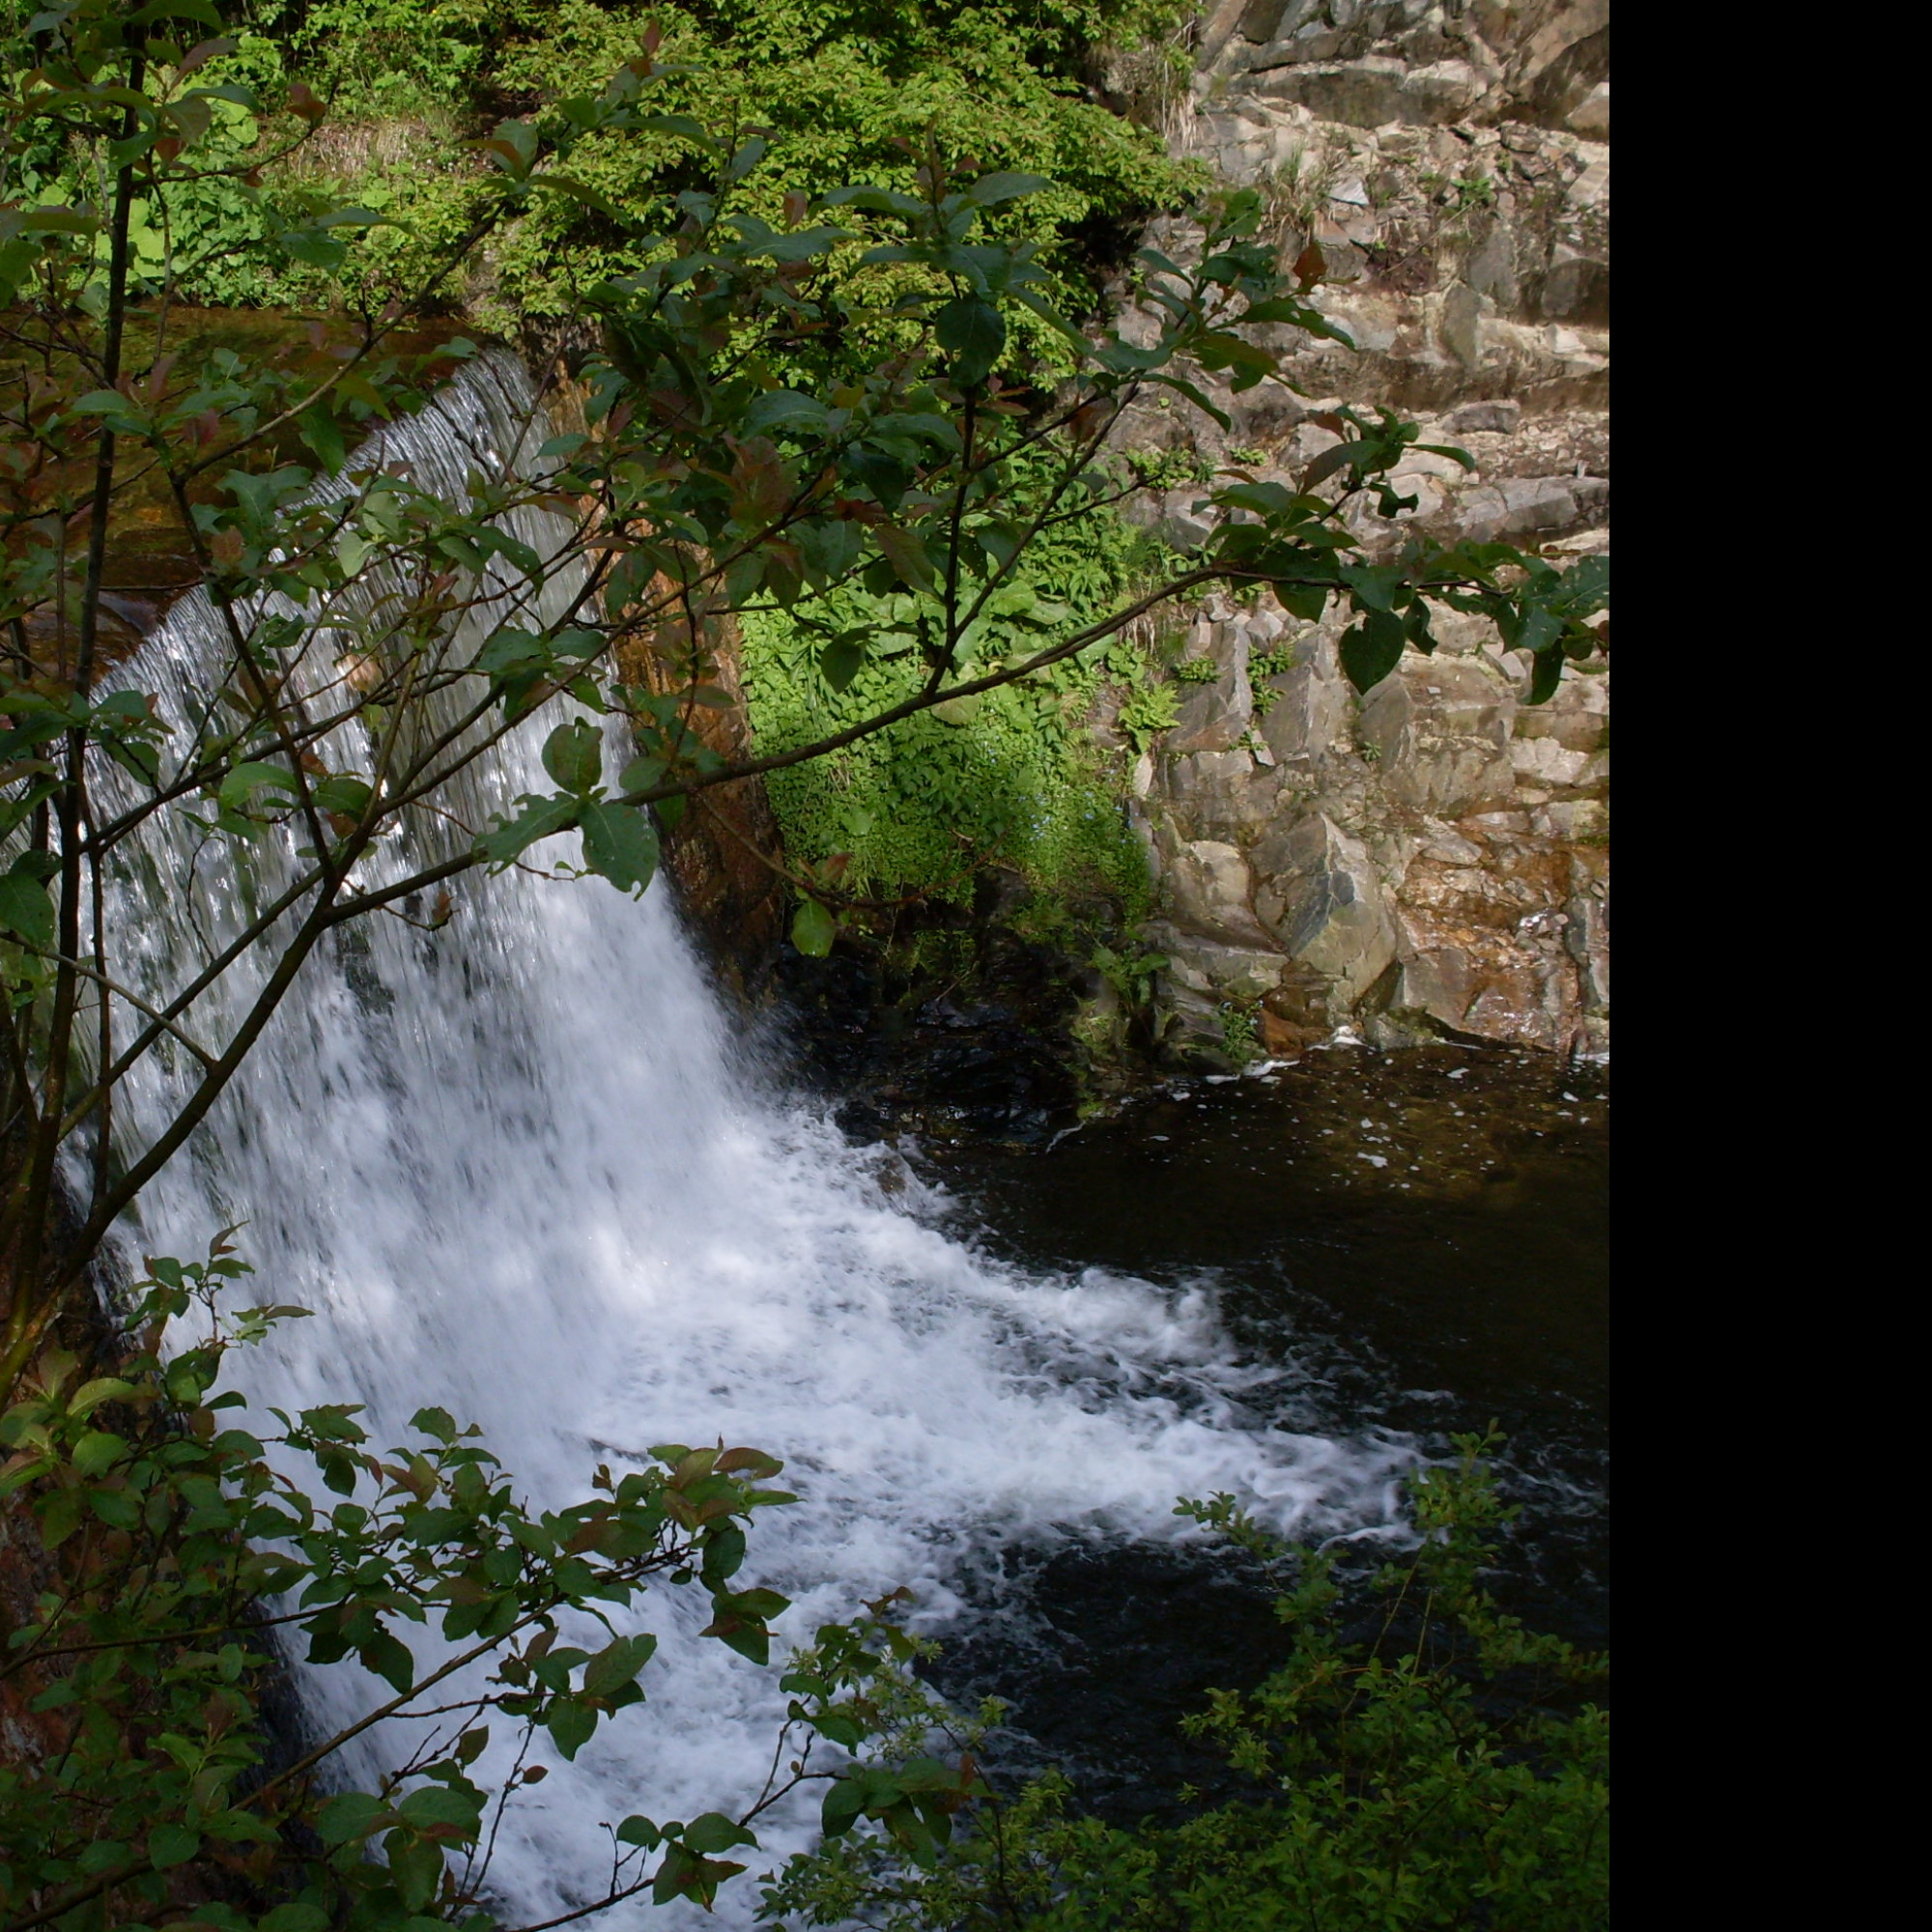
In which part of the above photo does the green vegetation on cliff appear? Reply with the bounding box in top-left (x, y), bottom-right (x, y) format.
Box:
top-left (98, 0), bottom-right (1197, 324)
top-left (740, 457), bottom-right (1163, 917)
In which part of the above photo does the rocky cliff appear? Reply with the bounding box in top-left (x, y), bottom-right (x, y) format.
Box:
top-left (1117, 0), bottom-right (1608, 1064)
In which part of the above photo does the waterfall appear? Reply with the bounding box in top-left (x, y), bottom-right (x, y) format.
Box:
top-left (84, 355), bottom-right (1411, 1926)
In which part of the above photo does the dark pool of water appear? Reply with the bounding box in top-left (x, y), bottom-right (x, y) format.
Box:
top-left (904, 1042), bottom-right (1607, 1820)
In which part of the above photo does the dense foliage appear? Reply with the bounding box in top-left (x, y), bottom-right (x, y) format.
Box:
top-left (760, 1437), bottom-right (1607, 1930)
top-left (0, 1245), bottom-right (928, 1928)
top-left (7, 0), bottom-right (1197, 322)
top-left (739, 453), bottom-right (1165, 912)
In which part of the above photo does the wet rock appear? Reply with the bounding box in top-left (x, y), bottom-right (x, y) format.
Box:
top-left (1565, 865), bottom-right (1609, 1013)
top-left (1148, 487), bottom-right (1219, 549)
top-left (1510, 736), bottom-right (1592, 786)
top-left (1254, 55), bottom-right (1411, 125)
top-left (771, 913), bottom-right (1086, 1147)
top-left (1445, 398), bottom-right (1522, 436)
top-left (1514, 668), bottom-right (1608, 751)
top-left (1146, 925), bottom-right (1288, 1002)
top-left (620, 614), bottom-right (788, 998)
top-left (1164, 750), bottom-right (1277, 844)
top-left (1439, 282), bottom-right (1484, 371)
top-left (1498, 474), bottom-right (1579, 533)
top-left (1400, 58), bottom-right (1490, 121)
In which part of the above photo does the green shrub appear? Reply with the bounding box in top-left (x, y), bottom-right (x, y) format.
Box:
top-left (247, 0), bottom-right (1202, 327)
top-left (740, 473), bottom-right (1166, 918)
top-left (0, 1245), bottom-right (812, 1926)
top-left (763, 1435), bottom-right (1610, 1930)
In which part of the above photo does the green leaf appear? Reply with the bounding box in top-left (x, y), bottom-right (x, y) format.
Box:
top-left (759, 224), bottom-right (851, 263)
top-left (1512, 602), bottom-right (1564, 657)
top-left (1194, 330), bottom-right (1276, 391)
top-left (279, 227), bottom-right (347, 270)
top-left (1341, 563), bottom-right (1406, 613)
top-left (300, 405), bottom-right (346, 476)
top-left (541, 718), bottom-right (603, 794)
top-left (148, 1823), bottom-right (201, 1868)
top-left (700, 1612), bottom-right (772, 1664)
top-left (582, 1632), bottom-right (659, 1698)
top-left (1274, 583), bottom-right (1328, 621)
top-left (966, 171), bottom-right (1047, 207)
top-left (719, 1585), bottom-right (789, 1620)
top-left (1214, 481), bottom-right (1293, 516)
top-left (71, 1430), bottom-right (126, 1477)
top-left (681, 1811), bottom-right (756, 1856)
top-left (260, 1908), bottom-right (330, 1932)
top-left (39, 1487), bottom-right (83, 1548)
top-left (796, 519), bottom-right (864, 585)
top-left (217, 760), bottom-right (301, 812)
top-left (398, 1785), bottom-right (484, 1837)
top-left (0, 870), bottom-right (55, 952)
top-left (874, 524), bottom-right (936, 596)
top-left (700, 1522), bottom-right (747, 1582)
top-left (387, 1833), bottom-right (443, 1913)
top-left (1527, 646), bottom-right (1565, 705)
top-left (934, 296), bottom-right (1005, 388)
top-left (1551, 554), bottom-right (1610, 611)
top-left (131, 0), bottom-right (224, 28)
top-left (206, 1807), bottom-right (279, 1846)
top-left (791, 898), bottom-right (837, 958)
top-left (822, 1776), bottom-right (870, 1837)
top-left (820, 185), bottom-right (926, 214)
top-left (69, 1376), bottom-right (135, 1418)
top-left (1339, 610), bottom-right (1406, 693)
top-left (548, 1696), bottom-right (597, 1760)
top-left (360, 1628), bottom-right (416, 1695)
top-left (820, 634), bottom-right (867, 691)
top-left (846, 445), bottom-right (909, 510)
top-left (313, 775), bottom-right (372, 818)
top-left (12, 207), bottom-right (99, 236)
top-left (742, 390), bottom-right (828, 436)
top-left (579, 800), bottom-right (659, 895)
top-left (477, 794), bottom-right (579, 867)
top-left (617, 1814), bottom-right (662, 1849)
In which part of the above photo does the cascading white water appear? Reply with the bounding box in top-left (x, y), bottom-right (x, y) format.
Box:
top-left (84, 355), bottom-right (1412, 1926)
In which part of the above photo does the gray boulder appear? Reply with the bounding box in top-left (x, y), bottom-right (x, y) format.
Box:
top-left (1164, 838), bottom-right (1271, 945)
top-left (1252, 813), bottom-right (1397, 1004)
top-left (1357, 652), bottom-right (1517, 815)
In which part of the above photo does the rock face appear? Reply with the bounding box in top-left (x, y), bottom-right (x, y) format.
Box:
top-left (1130, 588), bottom-right (1607, 1062)
top-left (615, 613), bottom-right (789, 999)
top-left (1118, 0), bottom-right (1608, 1063)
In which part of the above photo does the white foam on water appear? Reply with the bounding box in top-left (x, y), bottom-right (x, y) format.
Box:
top-left (84, 356), bottom-right (1413, 1926)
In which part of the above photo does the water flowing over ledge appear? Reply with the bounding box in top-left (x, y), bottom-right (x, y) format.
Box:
top-left (84, 356), bottom-right (1414, 1926)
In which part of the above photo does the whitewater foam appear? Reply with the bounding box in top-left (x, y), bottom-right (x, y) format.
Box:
top-left (86, 357), bottom-right (1413, 1925)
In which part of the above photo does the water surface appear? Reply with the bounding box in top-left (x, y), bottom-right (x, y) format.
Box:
top-left (911, 1044), bottom-right (1608, 1816)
